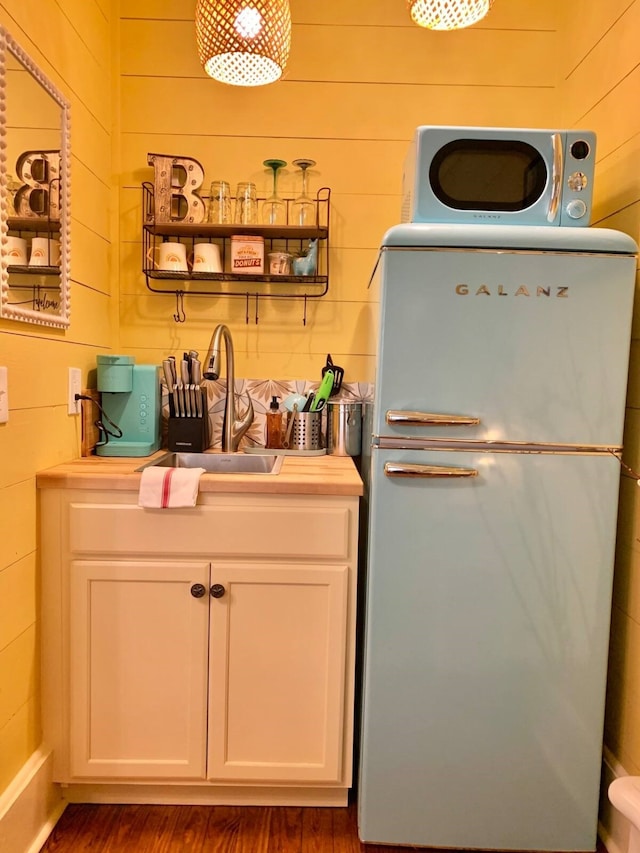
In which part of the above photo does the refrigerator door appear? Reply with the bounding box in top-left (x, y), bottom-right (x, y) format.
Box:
top-left (358, 447), bottom-right (621, 851)
top-left (374, 241), bottom-right (635, 447)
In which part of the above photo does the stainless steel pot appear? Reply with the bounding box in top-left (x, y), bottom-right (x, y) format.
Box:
top-left (326, 401), bottom-right (362, 456)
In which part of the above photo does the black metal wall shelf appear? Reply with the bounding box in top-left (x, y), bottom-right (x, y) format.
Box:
top-left (7, 264), bottom-right (59, 275)
top-left (142, 183), bottom-right (331, 324)
top-left (7, 216), bottom-right (60, 233)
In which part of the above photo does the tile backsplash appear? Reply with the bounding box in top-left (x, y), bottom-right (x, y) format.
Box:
top-left (163, 378), bottom-right (373, 449)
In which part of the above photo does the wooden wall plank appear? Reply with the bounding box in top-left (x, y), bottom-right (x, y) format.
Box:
top-left (70, 222), bottom-right (112, 295)
top-left (0, 480), bottom-right (35, 572)
top-left (563, 2), bottom-right (640, 131)
top-left (0, 694), bottom-right (40, 793)
top-left (71, 157), bottom-right (111, 242)
top-left (120, 78), bottom-right (557, 142)
top-left (122, 0), bottom-right (559, 31)
top-left (118, 293), bottom-right (377, 359)
top-left (121, 134), bottom-right (408, 196)
top-left (0, 555), bottom-right (36, 650)
top-left (120, 19), bottom-right (557, 88)
top-left (0, 625), bottom-right (38, 730)
top-left (0, 407), bottom-right (83, 489)
top-left (56, 0), bottom-right (111, 72)
top-left (0, 331), bottom-right (107, 410)
top-left (560, 0), bottom-right (637, 80)
top-left (1, 1), bottom-right (111, 131)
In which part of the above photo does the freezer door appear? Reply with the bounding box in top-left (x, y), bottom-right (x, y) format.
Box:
top-left (358, 447), bottom-right (621, 850)
top-left (374, 246), bottom-right (635, 446)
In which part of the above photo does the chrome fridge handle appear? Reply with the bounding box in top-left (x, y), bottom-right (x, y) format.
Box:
top-left (386, 410), bottom-right (480, 427)
top-left (384, 462), bottom-right (478, 478)
top-left (547, 133), bottom-right (563, 223)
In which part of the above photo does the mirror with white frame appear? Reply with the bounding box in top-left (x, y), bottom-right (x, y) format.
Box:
top-left (0, 27), bottom-right (70, 328)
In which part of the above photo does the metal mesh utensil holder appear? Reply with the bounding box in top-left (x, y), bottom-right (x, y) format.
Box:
top-left (195, 0), bottom-right (292, 87)
top-left (290, 411), bottom-right (322, 451)
top-left (407, 0), bottom-right (492, 30)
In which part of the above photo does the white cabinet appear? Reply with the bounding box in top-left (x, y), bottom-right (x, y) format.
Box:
top-left (69, 560), bottom-right (210, 780)
top-left (207, 562), bottom-right (348, 783)
top-left (40, 488), bottom-right (359, 805)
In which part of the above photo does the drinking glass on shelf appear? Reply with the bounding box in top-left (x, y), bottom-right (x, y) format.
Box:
top-left (291, 159), bottom-right (317, 226)
top-left (207, 180), bottom-right (231, 224)
top-left (262, 159), bottom-right (287, 226)
top-left (234, 182), bottom-right (258, 224)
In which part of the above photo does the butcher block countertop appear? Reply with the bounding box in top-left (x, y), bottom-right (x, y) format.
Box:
top-left (36, 451), bottom-right (364, 497)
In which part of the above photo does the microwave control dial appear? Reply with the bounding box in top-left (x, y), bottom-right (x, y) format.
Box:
top-left (566, 199), bottom-right (588, 220)
top-left (570, 140), bottom-right (591, 160)
top-left (568, 171), bottom-right (588, 192)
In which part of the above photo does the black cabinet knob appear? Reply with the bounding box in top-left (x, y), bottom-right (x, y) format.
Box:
top-left (190, 583), bottom-right (206, 598)
top-left (210, 583), bottom-right (226, 598)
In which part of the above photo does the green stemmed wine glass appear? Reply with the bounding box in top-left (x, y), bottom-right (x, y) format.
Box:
top-left (291, 159), bottom-right (317, 226)
top-left (262, 159), bottom-right (287, 225)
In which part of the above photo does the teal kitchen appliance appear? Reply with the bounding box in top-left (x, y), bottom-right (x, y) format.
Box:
top-left (402, 125), bottom-right (596, 227)
top-left (95, 355), bottom-right (161, 457)
top-left (358, 222), bottom-right (638, 851)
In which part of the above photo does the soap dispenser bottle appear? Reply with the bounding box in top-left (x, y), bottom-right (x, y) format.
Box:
top-left (266, 396), bottom-right (283, 449)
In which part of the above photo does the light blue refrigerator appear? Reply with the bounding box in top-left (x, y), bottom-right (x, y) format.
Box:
top-left (358, 224), bottom-right (637, 850)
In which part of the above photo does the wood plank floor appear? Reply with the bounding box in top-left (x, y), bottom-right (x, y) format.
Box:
top-left (39, 799), bottom-right (611, 853)
top-left (39, 801), bottom-right (422, 852)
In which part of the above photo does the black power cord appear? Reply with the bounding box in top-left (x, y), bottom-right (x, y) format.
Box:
top-left (75, 393), bottom-right (123, 447)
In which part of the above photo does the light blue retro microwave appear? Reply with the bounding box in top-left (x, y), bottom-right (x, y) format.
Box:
top-left (401, 125), bottom-right (596, 227)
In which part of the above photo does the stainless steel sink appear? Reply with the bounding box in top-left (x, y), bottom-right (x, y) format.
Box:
top-left (136, 452), bottom-right (283, 475)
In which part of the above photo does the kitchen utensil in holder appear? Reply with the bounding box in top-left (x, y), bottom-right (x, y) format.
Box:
top-left (290, 410), bottom-right (322, 451)
top-left (168, 389), bottom-right (210, 452)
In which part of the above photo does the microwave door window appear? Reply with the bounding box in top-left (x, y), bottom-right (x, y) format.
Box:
top-left (429, 139), bottom-right (547, 212)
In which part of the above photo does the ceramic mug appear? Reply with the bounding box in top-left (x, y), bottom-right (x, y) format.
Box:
top-left (29, 237), bottom-right (60, 267)
top-left (4, 236), bottom-right (28, 265)
top-left (192, 242), bottom-right (222, 273)
top-left (147, 241), bottom-right (188, 272)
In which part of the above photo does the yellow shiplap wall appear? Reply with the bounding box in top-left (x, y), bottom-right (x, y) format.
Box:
top-left (0, 0), bottom-right (114, 796)
top-left (557, 1), bottom-right (640, 784)
top-left (118, 0), bottom-right (559, 382)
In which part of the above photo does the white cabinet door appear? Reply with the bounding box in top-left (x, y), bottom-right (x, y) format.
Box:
top-left (207, 562), bottom-right (349, 783)
top-left (69, 560), bottom-right (210, 780)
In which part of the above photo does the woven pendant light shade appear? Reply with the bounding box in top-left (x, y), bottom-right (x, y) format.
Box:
top-left (196, 0), bottom-right (291, 87)
top-left (408, 0), bottom-right (492, 30)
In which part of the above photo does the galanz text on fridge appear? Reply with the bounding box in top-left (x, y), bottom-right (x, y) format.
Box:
top-left (455, 284), bottom-right (569, 297)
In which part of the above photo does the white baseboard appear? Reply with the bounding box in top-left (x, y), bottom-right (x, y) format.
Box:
top-left (0, 749), bottom-right (65, 853)
top-left (600, 747), bottom-right (631, 853)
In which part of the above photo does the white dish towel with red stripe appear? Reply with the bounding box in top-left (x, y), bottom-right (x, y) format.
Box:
top-left (138, 466), bottom-right (206, 509)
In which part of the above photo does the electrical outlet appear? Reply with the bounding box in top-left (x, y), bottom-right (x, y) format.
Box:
top-left (68, 367), bottom-right (82, 415)
top-left (0, 367), bottom-right (8, 423)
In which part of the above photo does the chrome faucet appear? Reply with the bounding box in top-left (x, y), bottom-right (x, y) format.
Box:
top-left (203, 324), bottom-right (254, 451)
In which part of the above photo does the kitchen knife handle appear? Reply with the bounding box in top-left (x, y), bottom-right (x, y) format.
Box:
top-left (168, 356), bottom-right (177, 385)
top-left (386, 410), bottom-right (480, 426)
top-left (162, 360), bottom-right (175, 392)
top-left (384, 462), bottom-right (478, 478)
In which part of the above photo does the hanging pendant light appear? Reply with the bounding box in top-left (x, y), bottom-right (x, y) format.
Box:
top-left (195, 0), bottom-right (291, 87)
top-left (407, 0), bottom-right (493, 31)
